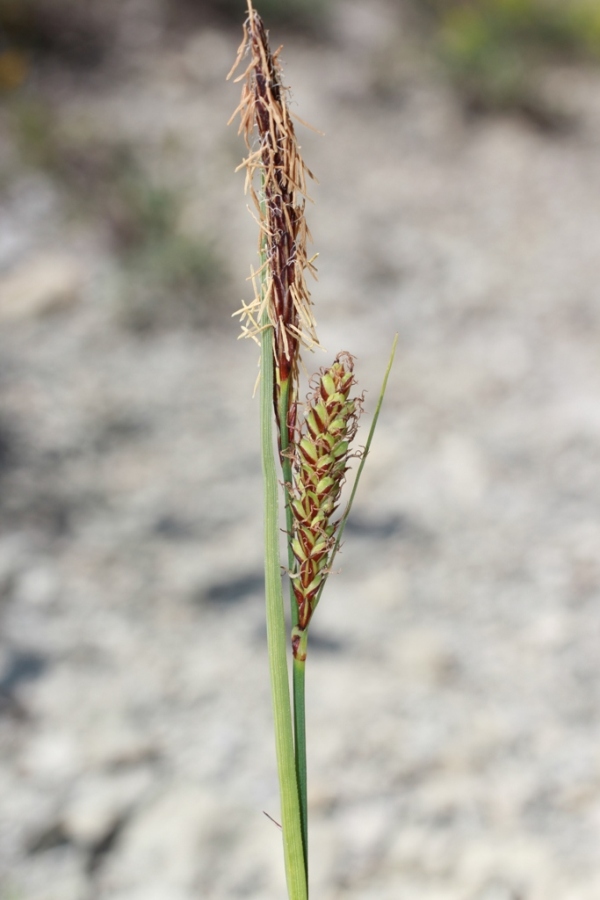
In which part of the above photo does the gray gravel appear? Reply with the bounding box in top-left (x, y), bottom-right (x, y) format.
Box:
top-left (1, 3), bottom-right (600, 898)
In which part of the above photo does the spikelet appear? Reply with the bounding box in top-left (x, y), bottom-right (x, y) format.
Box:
top-left (227, 0), bottom-right (319, 419)
top-left (289, 353), bottom-right (362, 648)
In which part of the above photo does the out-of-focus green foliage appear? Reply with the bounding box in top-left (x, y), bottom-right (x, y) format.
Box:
top-left (427, 0), bottom-right (600, 110)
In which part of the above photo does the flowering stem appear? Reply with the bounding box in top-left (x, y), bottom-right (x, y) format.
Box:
top-left (261, 316), bottom-right (307, 900)
top-left (229, 9), bottom-right (395, 896)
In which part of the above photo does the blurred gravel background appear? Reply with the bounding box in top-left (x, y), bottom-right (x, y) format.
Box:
top-left (1, 1), bottom-right (600, 898)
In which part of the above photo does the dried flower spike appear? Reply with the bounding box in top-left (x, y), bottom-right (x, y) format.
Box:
top-left (227, 0), bottom-right (319, 427)
top-left (290, 353), bottom-right (362, 655)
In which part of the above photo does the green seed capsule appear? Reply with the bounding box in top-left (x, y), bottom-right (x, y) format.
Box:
top-left (299, 438), bottom-right (318, 464)
top-left (315, 454), bottom-right (334, 471)
top-left (315, 475), bottom-right (335, 495)
top-left (321, 373), bottom-right (336, 397)
top-left (332, 440), bottom-right (349, 459)
top-left (291, 537), bottom-right (307, 562)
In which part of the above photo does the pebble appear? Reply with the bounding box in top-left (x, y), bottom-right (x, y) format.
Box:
top-left (98, 782), bottom-right (234, 893)
top-left (12, 566), bottom-right (60, 609)
top-left (61, 768), bottom-right (154, 849)
top-left (0, 253), bottom-right (83, 322)
top-left (82, 719), bottom-right (158, 770)
top-left (19, 731), bottom-right (81, 783)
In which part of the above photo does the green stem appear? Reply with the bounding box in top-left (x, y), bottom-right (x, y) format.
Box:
top-left (292, 627), bottom-right (309, 878)
top-left (261, 321), bottom-right (307, 900)
top-left (278, 378), bottom-right (309, 883)
top-left (293, 654), bottom-right (308, 870)
top-left (278, 377), bottom-right (298, 629)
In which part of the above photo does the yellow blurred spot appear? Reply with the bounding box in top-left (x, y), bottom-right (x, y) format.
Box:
top-left (0, 50), bottom-right (28, 91)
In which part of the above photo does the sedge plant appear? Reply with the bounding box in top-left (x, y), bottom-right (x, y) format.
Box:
top-left (228, 4), bottom-right (396, 896)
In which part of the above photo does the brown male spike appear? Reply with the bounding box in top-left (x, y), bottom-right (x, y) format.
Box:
top-left (228, 0), bottom-right (319, 441)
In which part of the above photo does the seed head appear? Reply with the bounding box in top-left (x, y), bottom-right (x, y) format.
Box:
top-left (228, 1), bottom-right (319, 397)
top-left (290, 353), bottom-right (362, 633)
